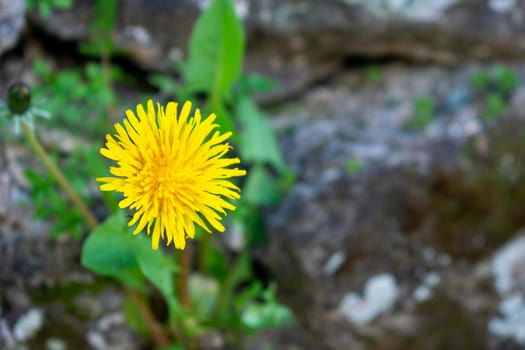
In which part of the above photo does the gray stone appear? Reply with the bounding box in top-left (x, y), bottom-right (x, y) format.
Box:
top-left (27, 0), bottom-right (525, 103)
top-left (0, 0), bottom-right (25, 55)
top-left (27, 0), bottom-right (199, 72)
top-left (257, 64), bottom-right (525, 349)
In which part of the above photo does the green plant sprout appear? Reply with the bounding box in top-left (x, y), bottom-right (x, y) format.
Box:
top-left (345, 157), bottom-right (363, 174)
top-left (470, 64), bottom-right (518, 121)
top-left (483, 93), bottom-right (507, 121)
top-left (26, 0), bottom-right (73, 18)
top-left (364, 65), bottom-right (383, 83)
top-left (406, 96), bottom-right (435, 131)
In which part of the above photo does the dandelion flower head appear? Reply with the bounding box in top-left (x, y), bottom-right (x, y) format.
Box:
top-left (97, 100), bottom-right (246, 250)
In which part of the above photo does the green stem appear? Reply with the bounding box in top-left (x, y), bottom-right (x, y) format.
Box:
top-left (21, 122), bottom-right (98, 229)
top-left (214, 252), bottom-right (247, 323)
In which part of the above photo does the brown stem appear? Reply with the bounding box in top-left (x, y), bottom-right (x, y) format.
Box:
top-left (178, 244), bottom-right (192, 309)
top-left (127, 288), bottom-right (172, 346)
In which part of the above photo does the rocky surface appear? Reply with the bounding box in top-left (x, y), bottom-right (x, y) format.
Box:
top-left (23, 0), bottom-right (525, 103)
top-left (258, 64), bottom-right (525, 349)
top-left (0, 140), bottom-right (144, 350)
top-left (3, 1), bottom-right (525, 349)
top-left (0, 0), bottom-right (25, 55)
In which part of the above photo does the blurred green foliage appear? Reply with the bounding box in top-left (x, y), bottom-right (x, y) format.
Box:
top-left (32, 58), bottom-right (115, 137)
top-left (345, 157), bottom-right (363, 174)
top-left (470, 65), bottom-right (518, 121)
top-left (406, 96), bottom-right (435, 131)
top-left (364, 65), bottom-right (383, 83)
top-left (26, 0), bottom-right (73, 17)
top-left (79, 0), bottom-right (118, 57)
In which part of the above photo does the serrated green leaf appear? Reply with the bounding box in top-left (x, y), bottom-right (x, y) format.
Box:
top-left (184, 0), bottom-right (244, 99)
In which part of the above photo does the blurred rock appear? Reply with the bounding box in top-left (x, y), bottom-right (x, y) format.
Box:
top-left (258, 64), bottom-right (525, 349)
top-left (27, 0), bottom-right (525, 103)
top-left (488, 234), bottom-right (525, 345)
top-left (0, 0), bottom-right (25, 55)
top-left (27, 0), bottom-right (199, 72)
top-left (13, 309), bottom-right (43, 342)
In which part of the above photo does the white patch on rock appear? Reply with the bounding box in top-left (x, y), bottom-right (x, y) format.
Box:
top-left (13, 309), bottom-right (43, 342)
top-left (413, 285), bottom-right (432, 302)
top-left (489, 0), bottom-right (517, 13)
top-left (194, 0), bottom-right (248, 19)
top-left (489, 294), bottom-right (525, 344)
top-left (425, 272), bottom-right (441, 287)
top-left (194, 0), bottom-right (211, 10)
top-left (323, 251), bottom-right (346, 276)
top-left (412, 272), bottom-right (441, 302)
top-left (46, 337), bottom-right (67, 350)
top-left (0, 319), bottom-right (15, 348)
top-left (491, 235), bottom-right (525, 295)
top-left (338, 273), bottom-right (398, 325)
top-left (234, 0), bottom-right (249, 19)
top-left (447, 108), bottom-right (482, 139)
top-left (123, 25), bottom-right (152, 46)
top-left (489, 235), bottom-right (525, 343)
top-left (87, 331), bottom-right (107, 350)
top-left (342, 0), bottom-right (460, 22)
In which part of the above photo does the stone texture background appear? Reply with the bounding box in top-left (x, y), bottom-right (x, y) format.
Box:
top-left (3, 0), bottom-right (525, 349)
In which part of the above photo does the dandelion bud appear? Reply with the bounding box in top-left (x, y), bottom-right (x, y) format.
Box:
top-left (7, 82), bottom-right (31, 115)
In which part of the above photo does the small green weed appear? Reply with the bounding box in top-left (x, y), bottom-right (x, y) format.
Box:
top-left (27, 0), bottom-right (73, 17)
top-left (406, 96), bottom-right (435, 131)
top-left (364, 65), bottom-right (383, 83)
top-left (470, 65), bottom-right (519, 121)
top-left (345, 157), bottom-right (363, 174)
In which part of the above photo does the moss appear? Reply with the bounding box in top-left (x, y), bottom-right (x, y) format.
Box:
top-left (401, 120), bottom-right (525, 260)
top-left (375, 293), bottom-right (489, 350)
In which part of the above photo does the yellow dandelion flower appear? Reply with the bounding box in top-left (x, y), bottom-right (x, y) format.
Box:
top-left (97, 99), bottom-right (246, 250)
